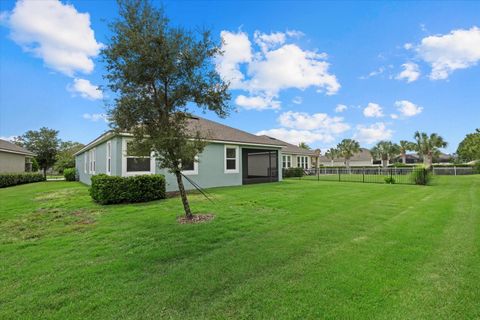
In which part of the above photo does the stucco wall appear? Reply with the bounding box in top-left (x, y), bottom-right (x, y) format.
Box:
top-left (0, 151), bottom-right (26, 173)
top-left (76, 135), bottom-right (283, 192)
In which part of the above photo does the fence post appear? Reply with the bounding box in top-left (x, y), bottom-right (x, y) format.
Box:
top-left (338, 168), bottom-right (340, 181)
top-left (454, 165), bottom-right (457, 176)
top-left (363, 167), bottom-right (365, 183)
top-left (390, 168), bottom-right (393, 180)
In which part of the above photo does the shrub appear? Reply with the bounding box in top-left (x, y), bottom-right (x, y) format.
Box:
top-left (0, 173), bottom-right (45, 188)
top-left (63, 168), bottom-right (77, 181)
top-left (410, 166), bottom-right (431, 185)
top-left (473, 161), bottom-right (480, 174)
top-left (90, 174), bottom-right (166, 205)
top-left (283, 167), bottom-right (304, 178)
top-left (384, 177), bottom-right (396, 184)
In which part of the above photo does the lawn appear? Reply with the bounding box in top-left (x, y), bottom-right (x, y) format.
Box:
top-left (1, 176), bottom-right (479, 319)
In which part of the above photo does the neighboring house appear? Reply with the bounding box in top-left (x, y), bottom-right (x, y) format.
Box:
top-left (0, 139), bottom-right (35, 173)
top-left (261, 135), bottom-right (319, 169)
top-left (393, 152), bottom-right (453, 164)
top-left (318, 148), bottom-right (375, 167)
top-left (74, 116), bottom-right (286, 192)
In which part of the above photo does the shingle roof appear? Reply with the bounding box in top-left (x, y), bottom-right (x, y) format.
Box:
top-left (0, 139), bottom-right (35, 156)
top-left (75, 116), bottom-right (286, 155)
top-left (259, 135), bottom-right (317, 156)
top-left (187, 117), bottom-right (286, 147)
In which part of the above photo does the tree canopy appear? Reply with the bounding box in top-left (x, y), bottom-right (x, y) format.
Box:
top-left (414, 131), bottom-right (447, 167)
top-left (102, 0), bottom-right (231, 218)
top-left (298, 142), bottom-right (311, 150)
top-left (456, 129), bottom-right (480, 162)
top-left (371, 141), bottom-right (400, 167)
top-left (14, 127), bottom-right (60, 177)
top-left (54, 141), bottom-right (85, 173)
top-left (336, 139), bottom-right (360, 168)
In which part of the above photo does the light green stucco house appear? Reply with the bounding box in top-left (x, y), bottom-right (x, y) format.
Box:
top-left (74, 116), bottom-right (285, 192)
top-left (0, 139), bottom-right (35, 173)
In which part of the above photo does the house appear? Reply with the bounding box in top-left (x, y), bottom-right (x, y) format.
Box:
top-left (318, 148), bottom-right (375, 167)
top-left (261, 136), bottom-right (319, 169)
top-left (74, 116), bottom-right (286, 192)
top-left (0, 139), bottom-right (35, 173)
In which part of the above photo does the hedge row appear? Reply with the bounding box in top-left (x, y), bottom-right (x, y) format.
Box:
top-left (283, 167), bottom-right (304, 178)
top-left (63, 168), bottom-right (76, 181)
top-left (90, 174), bottom-right (166, 205)
top-left (0, 173), bottom-right (46, 188)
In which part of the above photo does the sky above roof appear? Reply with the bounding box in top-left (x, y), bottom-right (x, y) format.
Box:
top-left (1, 0), bottom-right (479, 153)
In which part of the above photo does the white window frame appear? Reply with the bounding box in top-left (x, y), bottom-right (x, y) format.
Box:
top-left (282, 155), bottom-right (291, 168)
top-left (84, 153), bottom-right (88, 174)
top-left (89, 148), bottom-right (96, 174)
top-left (181, 155), bottom-right (199, 175)
top-left (297, 156), bottom-right (308, 169)
top-left (106, 141), bottom-right (112, 175)
top-left (122, 138), bottom-right (155, 177)
top-left (224, 145), bottom-right (239, 174)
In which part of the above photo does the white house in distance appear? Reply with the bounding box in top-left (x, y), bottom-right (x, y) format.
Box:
top-left (318, 148), bottom-right (375, 167)
top-left (261, 135), bottom-right (320, 169)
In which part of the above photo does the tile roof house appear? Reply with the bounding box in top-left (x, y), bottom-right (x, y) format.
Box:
top-left (318, 148), bottom-right (375, 167)
top-left (260, 135), bottom-right (320, 169)
top-left (0, 139), bottom-right (35, 173)
top-left (75, 116), bottom-right (286, 192)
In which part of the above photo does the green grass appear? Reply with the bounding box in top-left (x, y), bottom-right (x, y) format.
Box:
top-left (1, 176), bottom-right (479, 319)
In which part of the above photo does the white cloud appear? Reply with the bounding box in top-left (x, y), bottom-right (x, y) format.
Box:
top-left (292, 96), bottom-right (303, 104)
top-left (359, 66), bottom-right (385, 79)
top-left (363, 103), bottom-right (384, 118)
top-left (257, 110), bottom-right (350, 146)
top-left (68, 78), bottom-right (103, 100)
top-left (335, 104), bottom-right (347, 113)
top-left (257, 128), bottom-right (335, 145)
top-left (395, 100), bottom-right (423, 117)
top-left (353, 122), bottom-right (393, 144)
top-left (278, 111), bottom-right (350, 133)
top-left (82, 113), bottom-right (108, 122)
top-left (416, 26), bottom-right (480, 80)
top-left (3, 0), bottom-right (102, 77)
top-left (235, 95), bottom-right (280, 110)
top-left (390, 114), bottom-right (399, 119)
top-left (216, 30), bottom-right (340, 110)
top-left (396, 62), bottom-right (420, 82)
top-left (404, 43), bottom-right (413, 50)
top-left (0, 135), bottom-right (16, 141)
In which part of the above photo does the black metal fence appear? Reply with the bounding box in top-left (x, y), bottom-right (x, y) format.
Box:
top-left (285, 167), bottom-right (427, 185)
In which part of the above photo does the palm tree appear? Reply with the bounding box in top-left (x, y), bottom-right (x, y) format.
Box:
top-left (414, 131), bottom-right (448, 167)
top-left (399, 140), bottom-right (415, 164)
top-left (371, 141), bottom-right (400, 168)
top-left (325, 148), bottom-right (338, 166)
top-left (336, 139), bottom-right (360, 169)
top-left (298, 142), bottom-right (311, 150)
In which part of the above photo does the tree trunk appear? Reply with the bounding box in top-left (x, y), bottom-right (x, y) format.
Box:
top-left (43, 167), bottom-right (47, 178)
top-left (175, 170), bottom-right (193, 219)
top-left (382, 158), bottom-right (388, 168)
top-left (402, 153), bottom-right (406, 164)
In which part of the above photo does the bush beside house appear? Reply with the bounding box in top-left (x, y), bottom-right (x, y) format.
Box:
top-left (283, 167), bottom-right (305, 178)
top-left (90, 174), bottom-right (166, 205)
top-left (63, 168), bottom-right (76, 181)
top-left (0, 173), bottom-right (46, 188)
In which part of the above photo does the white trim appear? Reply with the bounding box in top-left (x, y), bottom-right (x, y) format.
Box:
top-left (182, 155), bottom-right (199, 175)
top-left (106, 141), bottom-right (112, 175)
top-left (121, 138), bottom-right (155, 177)
top-left (89, 148), bottom-right (96, 174)
top-left (84, 153), bottom-right (88, 174)
top-left (282, 155), bottom-right (292, 168)
top-left (224, 145), bottom-right (239, 174)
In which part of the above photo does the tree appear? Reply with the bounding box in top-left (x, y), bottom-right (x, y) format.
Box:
top-left (456, 129), bottom-right (480, 162)
top-left (102, 0), bottom-right (230, 219)
top-left (399, 140), bottom-right (415, 164)
top-left (55, 141), bottom-right (85, 173)
top-left (325, 148), bottom-right (338, 166)
top-left (371, 141), bottom-right (400, 168)
top-left (298, 142), bottom-right (311, 150)
top-left (15, 127), bottom-right (60, 177)
top-left (336, 139), bottom-right (360, 169)
top-left (413, 131), bottom-right (448, 167)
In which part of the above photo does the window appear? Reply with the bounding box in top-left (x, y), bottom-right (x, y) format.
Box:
top-left (282, 155), bottom-right (291, 168)
top-left (89, 149), bottom-right (96, 174)
top-left (224, 145), bottom-right (239, 173)
top-left (106, 141), bottom-right (112, 175)
top-left (297, 156), bottom-right (308, 169)
top-left (123, 139), bottom-right (154, 176)
top-left (25, 158), bottom-right (32, 172)
top-left (84, 153), bottom-right (88, 174)
top-left (181, 155), bottom-right (198, 175)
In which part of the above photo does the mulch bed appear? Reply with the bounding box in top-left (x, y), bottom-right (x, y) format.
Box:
top-left (177, 213), bottom-right (214, 224)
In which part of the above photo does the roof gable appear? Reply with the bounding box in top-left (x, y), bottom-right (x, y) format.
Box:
top-left (0, 139), bottom-right (35, 156)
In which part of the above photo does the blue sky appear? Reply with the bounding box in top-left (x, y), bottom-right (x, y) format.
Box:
top-left (1, 0), bottom-right (479, 153)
